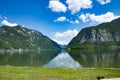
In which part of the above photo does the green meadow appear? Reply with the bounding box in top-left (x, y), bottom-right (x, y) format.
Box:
top-left (0, 66), bottom-right (120, 80)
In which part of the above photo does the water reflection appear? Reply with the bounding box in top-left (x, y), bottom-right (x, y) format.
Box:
top-left (0, 49), bottom-right (120, 69)
top-left (44, 50), bottom-right (81, 69)
top-left (68, 49), bottom-right (120, 68)
top-left (0, 50), bottom-right (60, 67)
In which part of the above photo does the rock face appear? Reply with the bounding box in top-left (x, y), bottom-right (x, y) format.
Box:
top-left (68, 17), bottom-right (120, 48)
top-left (0, 25), bottom-right (61, 50)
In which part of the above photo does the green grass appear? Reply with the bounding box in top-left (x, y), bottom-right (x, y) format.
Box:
top-left (0, 66), bottom-right (120, 80)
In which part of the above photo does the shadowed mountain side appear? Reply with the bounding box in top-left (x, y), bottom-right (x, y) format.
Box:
top-left (0, 25), bottom-right (61, 50)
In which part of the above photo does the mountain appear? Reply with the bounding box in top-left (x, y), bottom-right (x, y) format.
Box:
top-left (68, 17), bottom-right (120, 49)
top-left (0, 25), bottom-right (61, 50)
top-left (59, 44), bottom-right (67, 48)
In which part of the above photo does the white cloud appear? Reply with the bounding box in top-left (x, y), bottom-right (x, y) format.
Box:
top-left (70, 20), bottom-right (79, 24)
top-left (54, 16), bottom-right (80, 24)
top-left (97, 0), bottom-right (111, 5)
top-left (79, 13), bottom-right (90, 23)
top-left (48, 0), bottom-right (67, 13)
top-left (66, 0), bottom-right (92, 14)
top-left (79, 12), bottom-right (120, 24)
top-left (1, 20), bottom-right (18, 27)
top-left (54, 16), bottom-right (67, 22)
top-left (53, 29), bottom-right (78, 45)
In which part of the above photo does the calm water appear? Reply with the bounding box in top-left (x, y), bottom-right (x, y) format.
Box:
top-left (0, 49), bottom-right (120, 69)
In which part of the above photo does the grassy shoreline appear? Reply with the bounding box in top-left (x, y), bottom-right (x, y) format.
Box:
top-left (0, 66), bottom-right (120, 80)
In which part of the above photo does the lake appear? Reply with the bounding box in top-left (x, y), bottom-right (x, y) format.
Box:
top-left (0, 49), bottom-right (120, 69)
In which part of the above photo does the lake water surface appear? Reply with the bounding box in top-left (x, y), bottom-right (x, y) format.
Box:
top-left (0, 49), bottom-right (120, 69)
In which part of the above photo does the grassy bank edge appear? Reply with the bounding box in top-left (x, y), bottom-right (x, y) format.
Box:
top-left (0, 66), bottom-right (120, 80)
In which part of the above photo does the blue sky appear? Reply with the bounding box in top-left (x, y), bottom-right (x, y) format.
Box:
top-left (0, 0), bottom-right (120, 45)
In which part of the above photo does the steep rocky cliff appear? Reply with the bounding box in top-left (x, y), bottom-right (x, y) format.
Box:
top-left (68, 17), bottom-right (120, 48)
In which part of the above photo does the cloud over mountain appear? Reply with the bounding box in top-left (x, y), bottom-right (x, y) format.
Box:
top-left (1, 20), bottom-right (18, 27)
top-left (53, 29), bottom-right (78, 45)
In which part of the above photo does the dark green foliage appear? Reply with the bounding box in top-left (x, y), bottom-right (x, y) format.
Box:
top-left (0, 39), bottom-right (11, 49)
top-left (68, 41), bottom-right (120, 49)
top-left (0, 25), bottom-right (61, 50)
